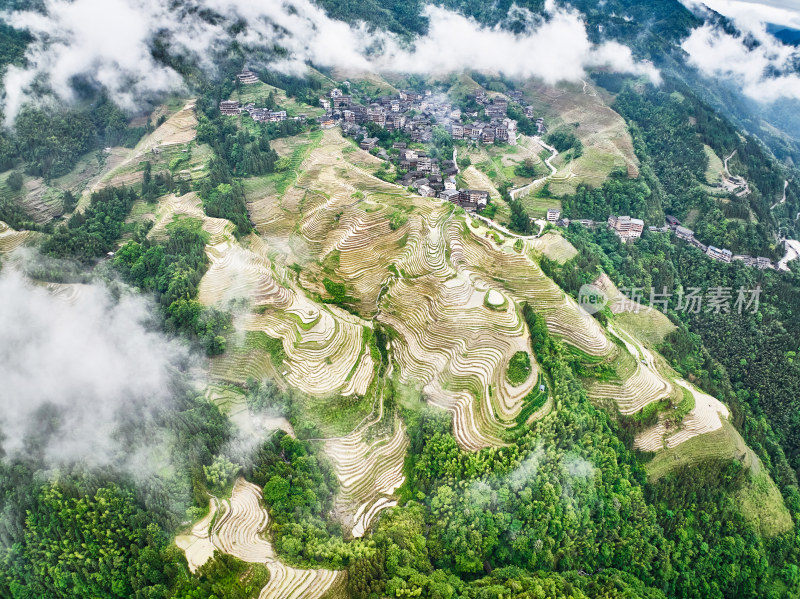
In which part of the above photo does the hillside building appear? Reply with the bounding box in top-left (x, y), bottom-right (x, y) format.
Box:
top-left (459, 189), bottom-right (489, 207)
top-left (219, 100), bottom-right (241, 115)
top-left (608, 215), bottom-right (644, 242)
top-left (707, 246), bottom-right (733, 263)
top-left (439, 189), bottom-right (460, 203)
top-left (237, 69), bottom-right (259, 84)
top-left (675, 225), bottom-right (694, 241)
top-left (333, 95), bottom-right (352, 109)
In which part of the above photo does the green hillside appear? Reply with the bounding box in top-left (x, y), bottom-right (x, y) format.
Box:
top-left (0, 2), bottom-right (800, 599)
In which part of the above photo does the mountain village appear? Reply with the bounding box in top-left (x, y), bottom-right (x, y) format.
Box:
top-left (219, 69), bottom-right (781, 271)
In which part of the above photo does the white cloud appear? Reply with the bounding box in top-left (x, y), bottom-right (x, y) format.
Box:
top-left (0, 0), bottom-right (660, 121)
top-left (0, 0), bottom-right (373, 120)
top-left (2, 0), bottom-right (186, 119)
top-left (699, 0), bottom-right (800, 30)
top-left (509, 445), bottom-right (544, 491)
top-left (0, 268), bottom-right (192, 467)
top-left (682, 21), bottom-right (800, 102)
top-left (203, 0), bottom-right (373, 73)
top-left (376, 4), bottom-right (661, 85)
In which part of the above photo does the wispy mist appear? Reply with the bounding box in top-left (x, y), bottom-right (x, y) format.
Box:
top-left (681, 1), bottom-right (800, 102)
top-left (377, 3), bottom-right (661, 84)
top-left (0, 0), bottom-right (660, 121)
top-left (2, 0), bottom-right (187, 121)
top-left (0, 268), bottom-right (193, 469)
top-left (700, 0), bottom-right (800, 30)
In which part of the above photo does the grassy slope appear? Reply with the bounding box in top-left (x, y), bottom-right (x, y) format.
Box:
top-left (24, 77), bottom-right (785, 541)
top-left (519, 79), bottom-right (639, 194)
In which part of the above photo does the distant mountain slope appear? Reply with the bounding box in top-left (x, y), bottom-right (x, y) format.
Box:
top-left (767, 23), bottom-right (800, 45)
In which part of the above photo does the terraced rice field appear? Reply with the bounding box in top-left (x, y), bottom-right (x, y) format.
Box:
top-left (634, 379), bottom-right (730, 452)
top-left (240, 303), bottom-right (376, 398)
top-left (0, 221), bottom-right (33, 253)
top-left (646, 420), bottom-right (753, 481)
top-left (459, 165), bottom-right (502, 200)
top-left (381, 272), bottom-right (535, 448)
top-left (451, 231), bottom-right (613, 358)
top-left (519, 79), bottom-right (639, 195)
top-left (211, 129), bottom-right (626, 448)
top-left (233, 82), bottom-right (326, 118)
top-left (28, 185), bottom-right (65, 223)
top-left (155, 190), bottom-right (378, 399)
top-left (173, 126), bottom-right (702, 456)
top-left (73, 147), bottom-right (141, 210)
top-left (140, 102), bottom-right (787, 552)
top-left (138, 101), bottom-right (198, 151)
top-left (520, 193), bottom-right (562, 220)
top-left (43, 282), bottom-right (91, 305)
top-left (588, 324), bottom-right (678, 415)
top-left (531, 232), bottom-right (578, 263)
top-left (178, 478), bottom-right (343, 599)
top-left (644, 419), bottom-right (791, 535)
top-left (324, 407), bottom-right (409, 538)
top-left (590, 273), bottom-right (676, 344)
top-left (199, 235), bottom-right (293, 308)
top-left (592, 273), bottom-right (649, 314)
top-left (78, 101), bottom-right (201, 203)
top-left (613, 310), bottom-right (676, 346)
top-left (175, 499), bottom-right (219, 573)
top-left (206, 385), bottom-right (295, 439)
top-left (150, 192), bottom-right (233, 245)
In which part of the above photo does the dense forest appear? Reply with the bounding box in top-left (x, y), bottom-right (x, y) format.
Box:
top-left (543, 225), bottom-right (800, 481)
top-left (1, 1), bottom-right (800, 598)
top-left (566, 78), bottom-right (795, 256)
top-left (552, 73), bottom-right (800, 482)
top-left (0, 377), bottom-right (233, 598)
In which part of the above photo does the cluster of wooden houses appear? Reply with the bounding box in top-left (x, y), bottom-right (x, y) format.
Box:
top-left (320, 86), bottom-right (536, 148)
top-left (322, 87), bottom-right (442, 143)
top-left (665, 215), bottom-right (774, 268)
top-left (608, 214), bottom-right (645, 242)
top-left (218, 100), bottom-right (293, 124)
top-left (383, 142), bottom-right (488, 210)
top-left (452, 92), bottom-right (522, 144)
top-left (361, 137), bottom-right (487, 210)
top-left (323, 87), bottom-right (524, 209)
top-left (440, 189), bottom-right (490, 211)
top-left (553, 213), bottom-right (775, 269)
top-left (449, 118), bottom-right (517, 145)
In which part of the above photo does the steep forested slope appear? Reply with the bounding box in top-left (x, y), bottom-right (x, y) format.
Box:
top-left (0, 2), bottom-right (800, 599)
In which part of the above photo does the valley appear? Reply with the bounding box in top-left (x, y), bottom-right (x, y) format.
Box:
top-left (2, 2), bottom-right (800, 596)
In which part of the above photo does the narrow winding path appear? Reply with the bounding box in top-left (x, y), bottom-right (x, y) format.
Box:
top-left (723, 150), bottom-right (734, 177)
top-left (771, 180), bottom-right (789, 210)
top-left (508, 136), bottom-right (559, 201)
top-left (778, 239), bottom-right (800, 272)
top-left (471, 212), bottom-right (546, 239)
